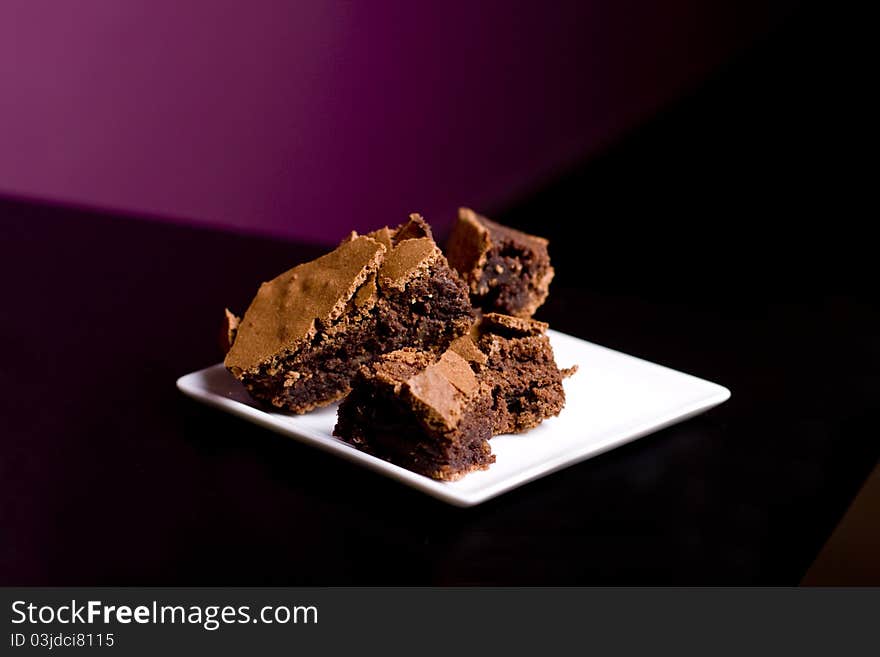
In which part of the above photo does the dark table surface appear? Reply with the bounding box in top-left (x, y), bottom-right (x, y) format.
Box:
top-left (1, 193), bottom-right (877, 586)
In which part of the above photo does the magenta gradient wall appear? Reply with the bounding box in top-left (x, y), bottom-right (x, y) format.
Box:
top-left (0, 1), bottom-right (787, 244)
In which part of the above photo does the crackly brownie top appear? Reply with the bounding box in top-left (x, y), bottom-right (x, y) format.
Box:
top-left (446, 207), bottom-right (548, 274)
top-left (392, 213), bottom-right (434, 242)
top-left (368, 349), bottom-right (479, 431)
top-left (352, 213), bottom-right (432, 249)
top-left (448, 333), bottom-right (489, 365)
top-left (343, 214), bottom-right (441, 291)
top-left (225, 236), bottom-right (386, 375)
top-left (447, 313), bottom-right (550, 366)
top-left (225, 214), bottom-right (447, 376)
top-left (478, 312), bottom-right (548, 337)
top-left (379, 237), bottom-right (442, 290)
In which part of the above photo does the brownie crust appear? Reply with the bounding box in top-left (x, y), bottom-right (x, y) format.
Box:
top-left (225, 215), bottom-right (474, 413)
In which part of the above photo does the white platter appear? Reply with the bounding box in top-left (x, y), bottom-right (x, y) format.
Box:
top-left (177, 330), bottom-right (730, 507)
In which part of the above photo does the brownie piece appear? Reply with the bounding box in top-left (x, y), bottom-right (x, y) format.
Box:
top-left (334, 348), bottom-right (496, 480)
top-left (446, 208), bottom-right (554, 319)
top-left (450, 313), bottom-right (571, 434)
top-left (219, 308), bottom-right (240, 354)
top-left (224, 215), bottom-right (474, 413)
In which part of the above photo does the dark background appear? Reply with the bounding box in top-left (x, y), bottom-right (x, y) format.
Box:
top-left (0, 0), bottom-right (796, 242)
top-left (506, 2), bottom-right (870, 300)
top-left (2, 3), bottom-right (876, 584)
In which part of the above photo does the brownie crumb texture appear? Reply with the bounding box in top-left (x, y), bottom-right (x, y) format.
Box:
top-left (446, 207), bottom-right (554, 319)
top-left (334, 349), bottom-right (496, 481)
top-left (335, 312), bottom-right (572, 479)
top-left (460, 313), bottom-right (567, 435)
top-left (224, 214), bottom-right (474, 413)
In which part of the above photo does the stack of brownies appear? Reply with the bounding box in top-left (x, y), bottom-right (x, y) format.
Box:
top-left (222, 209), bottom-right (574, 480)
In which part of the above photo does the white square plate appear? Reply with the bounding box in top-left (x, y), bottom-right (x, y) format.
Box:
top-left (177, 331), bottom-right (730, 507)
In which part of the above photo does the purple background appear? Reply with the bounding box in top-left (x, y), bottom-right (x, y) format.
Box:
top-left (0, 1), bottom-right (788, 244)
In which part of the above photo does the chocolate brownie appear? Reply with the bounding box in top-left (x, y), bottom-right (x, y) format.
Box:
top-left (334, 348), bottom-right (496, 480)
top-left (446, 208), bottom-right (554, 319)
top-left (224, 215), bottom-right (474, 413)
top-left (335, 312), bottom-right (573, 479)
top-left (451, 313), bottom-right (572, 434)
